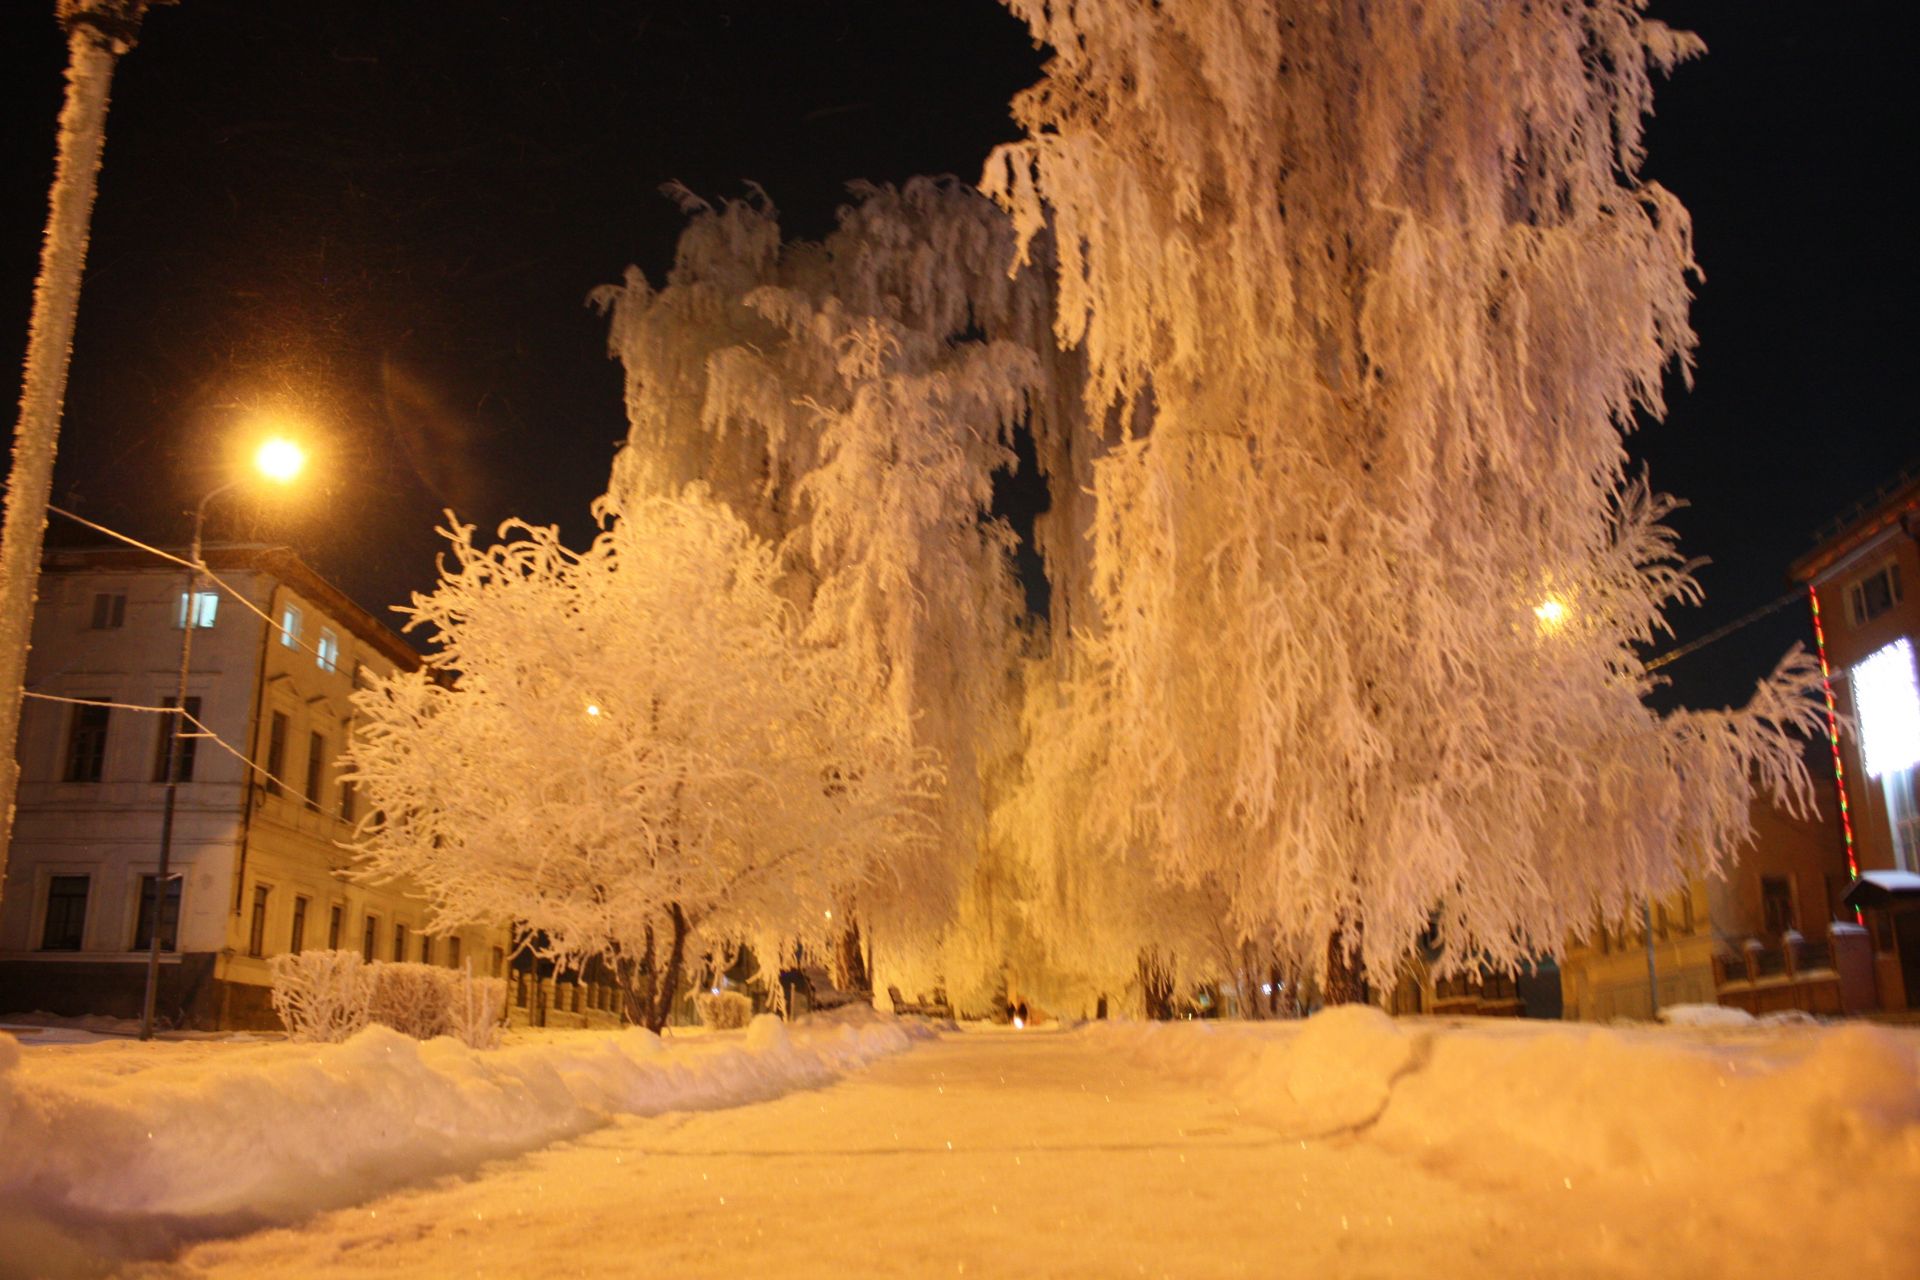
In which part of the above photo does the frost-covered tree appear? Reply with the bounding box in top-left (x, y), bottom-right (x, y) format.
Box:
top-left (345, 489), bottom-right (931, 1030)
top-left (592, 180), bottom-right (1067, 996)
top-left (0, 1), bottom-right (166, 896)
top-left (984, 0), bottom-right (1824, 989)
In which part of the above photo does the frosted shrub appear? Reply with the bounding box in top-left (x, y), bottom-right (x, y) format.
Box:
top-left (366, 962), bottom-right (456, 1040)
top-left (271, 952), bottom-right (505, 1048)
top-left (445, 968), bottom-right (507, 1050)
top-left (268, 950), bottom-right (374, 1044)
top-left (695, 990), bottom-right (753, 1030)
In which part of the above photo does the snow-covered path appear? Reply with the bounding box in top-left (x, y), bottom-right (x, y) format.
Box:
top-left (152, 1025), bottom-right (1854, 1279)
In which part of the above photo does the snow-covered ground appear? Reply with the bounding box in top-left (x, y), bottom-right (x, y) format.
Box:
top-left (3, 1008), bottom-right (1916, 1278)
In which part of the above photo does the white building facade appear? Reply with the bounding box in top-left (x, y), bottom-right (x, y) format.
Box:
top-left (0, 544), bottom-right (505, 1029)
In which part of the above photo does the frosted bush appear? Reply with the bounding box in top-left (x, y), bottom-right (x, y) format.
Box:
top-left (272, 952), bottom-right (504, 1048)
top-left (367, 963), bottom-right (457, 1040)
top-left (268, 950), bottom-right (374, 1044)
top-left (447, 969), bottom-right (507, 1050)
top-left (695, 990), bottom-right (754, 1030)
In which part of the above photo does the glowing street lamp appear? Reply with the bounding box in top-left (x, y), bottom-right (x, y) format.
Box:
top-left (140, 433), bottom-right (307, 1040)
top-left (1533, 597), bottom-right (1569, 631)
top-left (253, 436), bottom-right (307, 484)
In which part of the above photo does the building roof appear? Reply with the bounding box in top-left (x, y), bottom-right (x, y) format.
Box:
top-left (1789, 467), bottom-right (1920, 584)
top-left (41, 542), bottom-right (422, 673)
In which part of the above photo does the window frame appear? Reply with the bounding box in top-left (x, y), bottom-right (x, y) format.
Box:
top-left (64, 701), bottom-right (111, 783)
top-left (265, 711), bottom-right (289, 797)
top-left (290, 894), bottom-right (310, 955)
top-left (279, 603), bottom-right (303, 648)
top-left (152, 695), bottom-right (203, 783)
top-left (133, 872), bottom-right (182, 952)
top-left (247, 883), bottom-right (271, 958)
top-left (89, 592), bottom-right (126, 630)
top-left (316, 626), bottom-right (341, 673)
top-left (175, 590), bottom-right (219, 629)
top-left (304, 731), bottom-right (327, 812)
top-left (40, 874), bottom-right (90, 951)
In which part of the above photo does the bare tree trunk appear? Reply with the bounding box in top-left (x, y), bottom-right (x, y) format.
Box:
top-left (0, 5), bottom-right (154, 898)
top-left (1324, 926), bottom-right (1369, 1006)
top-left (646, 903), bottom-right (689, 1033)
top-left (1138, 946), bottom-right (1175, 1020)
top-left (833, 915), bottom-right (869, 995)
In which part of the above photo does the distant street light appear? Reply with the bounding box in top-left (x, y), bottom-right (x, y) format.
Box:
top-left (140, 436), bottom-right (306, 1040)
top-left (1533, 597), bottom-right (1570, 631)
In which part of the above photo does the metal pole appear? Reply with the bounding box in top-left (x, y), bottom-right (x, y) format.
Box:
top-left (139, 483), bottom-right (229, 1040)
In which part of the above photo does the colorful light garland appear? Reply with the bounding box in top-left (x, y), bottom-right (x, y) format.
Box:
top-left (1807, 584), bottom-right (1861, 920)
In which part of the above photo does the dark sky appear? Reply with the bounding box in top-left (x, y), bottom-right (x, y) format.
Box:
top-left (3, 2), bottom-right (1913, 710)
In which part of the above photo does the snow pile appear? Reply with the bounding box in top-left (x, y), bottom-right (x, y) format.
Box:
top-left (0, 1010), bottom-right (928, 1272)
top-left (1087, 1008), bottom-right (1920, 1271)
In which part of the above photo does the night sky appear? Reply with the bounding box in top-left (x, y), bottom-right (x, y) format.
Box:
top-left (4, 1), bottom-right (1912, 711)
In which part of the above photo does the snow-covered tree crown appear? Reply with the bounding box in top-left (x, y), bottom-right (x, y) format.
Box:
top-left (590, 180), bottom-right (1063, 986)
top-left (983, 0), bottom-right (1823, 982)
top-left (344, 490), bottom-right (933, 971)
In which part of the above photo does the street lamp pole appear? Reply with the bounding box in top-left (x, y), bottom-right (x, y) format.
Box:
top-left (139, 479), bottom-right (235, 1041)
top-left (138, 436), bottom-right (303, 1039)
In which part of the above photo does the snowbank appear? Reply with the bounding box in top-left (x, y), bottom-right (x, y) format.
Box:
top-left (1084, 1008), bottom-right (1920, 1273)
top-left (0, 1010), bottom-right (929, 1276)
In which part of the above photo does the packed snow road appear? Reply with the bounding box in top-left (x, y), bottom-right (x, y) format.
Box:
top-left (132, 1020), bottom-right (1912, 1279)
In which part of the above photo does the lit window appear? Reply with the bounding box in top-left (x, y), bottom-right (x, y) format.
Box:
top-left (316, 627), bottom-right (340, 673)
top-left (176, 591), bottom-right (219, 629)
top-left (1852, 638), bottom-right (1920, 778)
top-left (280, 604), bottom-right (302, 648)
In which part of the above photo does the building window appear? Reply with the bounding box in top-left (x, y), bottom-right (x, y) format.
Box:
top-left (290, 895), bottom-right (310, 955)
top-left (492, 946), bottom-right (504, 977)
top-left (305, 732), bottom-right (326, 811)
top-left (338, 780), bottom-right (358, 825)
top-left (1886, 768), bottom-right (1920, 874)
top-left (65, 702), bottom-right (110, 782)
top-left (133, 873), bottom-right (182, 951)
top-left (328, 903), bottom-right (344, 950)
top-left (40, 875), bottom-right (89, 950)
top-left (394, 922), bottom-right (408, 965)
top-left (1853, 639), bottom-right (1920, 778)
top-left (1848, 562), bottom-right (1903, 626)
top-left (89, 592), bottom-right (125, 629)
top-left (175, 591), bottom-right (219, 629)
top-left (265, 711), bottom-right (289, 796)
top-left (448, 936), bottom-right (462, 970)
top-left (151, 696), bottom-right (202, 783)
top-left (280, 604), bottom-right (303, 648)
top-left (316, 627), bottom-right (340, 673)
top-left (362, 914), bottom-right (378, 961)
top-left (420, 935), bottom-right (434, 966)
top-left (1761, 876), bottom-right (1795, 935)
top-left (247, 885), bottom-right (271, 957)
